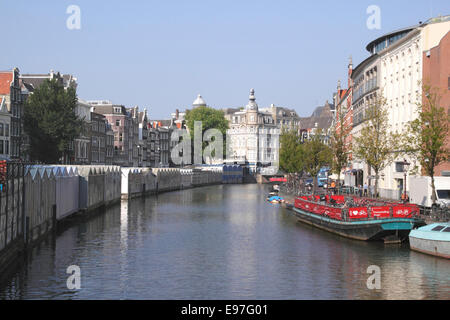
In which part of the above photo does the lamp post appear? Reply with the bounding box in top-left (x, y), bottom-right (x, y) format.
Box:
top-left (403, 158), bottom-right (410, 202)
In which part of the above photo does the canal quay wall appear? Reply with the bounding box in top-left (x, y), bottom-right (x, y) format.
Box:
top-left (0, 164), bottom-right (243, 275)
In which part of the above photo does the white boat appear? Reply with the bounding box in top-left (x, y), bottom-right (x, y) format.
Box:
top-left (409, 223), bottom-right (450, 259)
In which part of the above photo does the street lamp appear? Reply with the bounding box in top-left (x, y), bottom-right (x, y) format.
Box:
top-left (403, 158), bottom-right (410, 202)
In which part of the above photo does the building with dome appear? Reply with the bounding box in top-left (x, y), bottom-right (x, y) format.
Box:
top-left (192, 94), bottom-right (207, 108)
top-left (170, 94), bottom-right (208, 128)
top-left (225, 89), bottom-right (279, 174)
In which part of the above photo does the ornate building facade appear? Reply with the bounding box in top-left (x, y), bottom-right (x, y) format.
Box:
top-left (225, 89), bottom-right (279, 174)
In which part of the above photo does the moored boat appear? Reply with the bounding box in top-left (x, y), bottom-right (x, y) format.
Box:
top-left (409, 223), bottom-right (450, 259)
top-left (292, 195), bottom-right (425, 242)
top-left (267, 195), bottom-right (284, 204)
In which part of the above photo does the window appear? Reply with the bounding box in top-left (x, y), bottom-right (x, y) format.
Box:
top-left (5, 124), bottom-right (9, 137)
top-left (395, 162), bottom-right (405, 173)
top-left (442, 227), bottom-right (450, 233)
top-left (436, 190), bottom-right (450, 200)
top-left (0, 123), bottom-right (3, 136)
top-left (431, 225), bottom-right (445, 231)
top-left (0, 140), bottom-right (3, 154)
top-left (116, 120), bottom-right (121, 126)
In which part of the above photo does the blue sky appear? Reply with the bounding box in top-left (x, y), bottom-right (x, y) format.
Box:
top-left (1, 0), bottom-right (449, 118)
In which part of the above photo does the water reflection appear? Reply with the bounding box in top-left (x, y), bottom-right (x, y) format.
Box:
top-left (0, 184), bottom-right (448, 299)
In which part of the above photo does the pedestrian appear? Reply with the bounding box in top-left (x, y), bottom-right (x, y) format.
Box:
top-left (359, 185), bottom-right (363, 197)
top-left (363, 183), bottom-right (368, 197)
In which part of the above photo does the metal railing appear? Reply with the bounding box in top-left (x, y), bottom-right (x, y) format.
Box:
top-left (419, 206), bottom-right (450, 223)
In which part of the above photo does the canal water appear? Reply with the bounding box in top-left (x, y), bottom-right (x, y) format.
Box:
top-left (0, 184), bottom-right (449, 299)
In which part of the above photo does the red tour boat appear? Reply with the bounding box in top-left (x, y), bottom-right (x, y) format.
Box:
top-left (292, 194), bottom-right (425, 242)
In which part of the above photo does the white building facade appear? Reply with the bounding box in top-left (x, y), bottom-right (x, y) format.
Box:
top-left (377, 17), bottom-right (450, 199)
top-left (0, 98), bottom-right (11, 160)
top-left (351, 16), bottom-right (450, 199)
top-left (226, 89), bottom-right (279, 174)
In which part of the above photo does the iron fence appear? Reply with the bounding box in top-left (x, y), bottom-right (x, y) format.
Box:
top-left (419, 206), bottom-right (450, 223)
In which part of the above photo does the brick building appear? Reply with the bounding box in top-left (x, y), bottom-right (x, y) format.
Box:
top-left (90, 101), bottom-right (133, 167)
top-left (90, 112), bottom-right (108, 164)
top-left (422, 29), bottom-right (450, 176)
top-left (0, 68), bottom-right (23, 160)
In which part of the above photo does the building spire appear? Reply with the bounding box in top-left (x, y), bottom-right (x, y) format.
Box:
top-left (246, 88), bottom-right (258, 111)
top-left (249, 88), bottom-right (255, 102)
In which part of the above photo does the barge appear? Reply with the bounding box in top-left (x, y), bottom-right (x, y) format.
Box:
top-left (292, 195), bottom-right (426, 242)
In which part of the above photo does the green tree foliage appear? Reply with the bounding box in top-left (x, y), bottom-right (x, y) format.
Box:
top-left (330, 109), bottom-right (352, 191)
top-left (303, 130), bottom-right (332, 194)
top-left (185, 106), bottom-right (229, 162)
top-left (353, 96), bottom-right (401, 197)
top-left (279, 129), bottom-right (305, 174)
top-left (403, 83), bottom-right (450, 205)
top-left (24, 79), bottom-right (84, 163)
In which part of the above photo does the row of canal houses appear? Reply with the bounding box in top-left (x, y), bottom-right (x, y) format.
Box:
top-left (0, 69), bottom-right (173, 168)
top-left (332, 15), bottom-right (450, 199)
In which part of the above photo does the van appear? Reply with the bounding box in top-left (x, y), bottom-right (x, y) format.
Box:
top-left (409, 176), bottom-right (450, 208)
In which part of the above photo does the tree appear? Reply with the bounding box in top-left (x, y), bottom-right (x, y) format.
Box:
top-left (403, 83), bottom-right (450, 206)
top-left (330, 109), bottom-right (352, 192)
top-left (279, 129), bottom-right (306, 191)
top-left (24, 79), bottom-right (83, 163)
top-left (353, 96), bottom-right (401, 198)
top-left (279, 129), bottom-right (305, 174)
top-left (303, 130), bottom-right (332, 194)
top-left (185, 106), bottom-right (229, 164)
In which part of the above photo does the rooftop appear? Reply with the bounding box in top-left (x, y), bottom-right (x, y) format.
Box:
top-left (0, 71), bottom-right (13, 95)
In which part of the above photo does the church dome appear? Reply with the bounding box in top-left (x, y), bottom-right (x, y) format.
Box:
top-left (192, 94), bottom-right (207, 108)
top-left (246, 88), bottom-right (258, 111)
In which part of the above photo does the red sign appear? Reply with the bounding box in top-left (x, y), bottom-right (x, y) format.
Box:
top-left (270, 177), bottom-right (287, 182)
top-left (348, 207), bottom-right (368, 219)
top-left (371, 206), bottom-right (390, 218)
top-left (393, 206), bottom-right (413, 218)
top-left (294, 198), bottom-right (343, 220)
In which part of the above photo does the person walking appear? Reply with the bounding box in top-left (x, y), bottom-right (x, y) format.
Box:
top-left (363, 183), bottom-right (368, 197)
